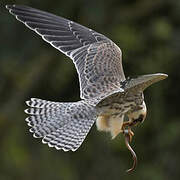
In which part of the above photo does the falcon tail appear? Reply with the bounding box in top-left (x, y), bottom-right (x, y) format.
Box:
top-left (24, 98), bottom-right (96, 152)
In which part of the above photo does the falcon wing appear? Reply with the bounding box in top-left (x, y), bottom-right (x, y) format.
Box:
top-left (6, 5), bottom-right (125, 99)
top-left (96, 73), bottom-right (168, 108)
top-left (122, 73), bottom-right (168, 92)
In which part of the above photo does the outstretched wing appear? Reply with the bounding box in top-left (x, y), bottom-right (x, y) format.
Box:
top-left (122, 73), bottom-right (168, 92)
top-left (72, 41), bottom-right (125, 99)
top-left (96, 73), bottom-right (168, 108)
top-left (6, 5), bottom-right (125, 99)
top-left (25, 98), bottom-right (96, 151)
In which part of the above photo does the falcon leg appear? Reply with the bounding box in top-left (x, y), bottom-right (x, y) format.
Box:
top-left (122, 122), bottom-right (134, 142)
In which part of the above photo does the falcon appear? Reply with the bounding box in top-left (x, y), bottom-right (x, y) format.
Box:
top-left (6, 4), bottom-right (168, 172)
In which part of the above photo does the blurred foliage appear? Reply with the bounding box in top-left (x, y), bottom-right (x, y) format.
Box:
top-left (1, 0), bottom-right (180, 179)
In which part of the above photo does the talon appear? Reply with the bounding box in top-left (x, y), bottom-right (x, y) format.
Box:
top-left (128, 128), bottom-right (134, 142)
top-left (122, 126), bottom-right (134, 142)
top-left (122, 121), bottom-right (131, 128)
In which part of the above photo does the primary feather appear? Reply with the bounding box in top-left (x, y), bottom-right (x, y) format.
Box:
top-left (6, 4), bottom-right (125, 99)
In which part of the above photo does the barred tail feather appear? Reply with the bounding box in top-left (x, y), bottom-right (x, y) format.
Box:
top-left (25, 98), bottom-right (96, 151)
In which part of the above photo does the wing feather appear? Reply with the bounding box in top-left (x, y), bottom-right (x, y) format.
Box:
top-left (6, 5), bottom-right (125, 99)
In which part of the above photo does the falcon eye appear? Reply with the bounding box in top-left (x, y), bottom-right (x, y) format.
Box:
top-left (132, 114), bottom-right (144, 125)
top-left (136, 114), bottom-right (144, 123)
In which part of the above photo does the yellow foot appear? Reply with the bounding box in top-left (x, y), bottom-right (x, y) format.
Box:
top-left (128, 128), bottom-right (134, 142)
top-left (122, 122), bottom-right (134, 142)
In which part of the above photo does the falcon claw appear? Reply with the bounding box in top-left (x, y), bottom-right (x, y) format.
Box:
top-left (128, 128), bottom-right (134, 142)
top-left (122, 122), bottom-right (134, 142)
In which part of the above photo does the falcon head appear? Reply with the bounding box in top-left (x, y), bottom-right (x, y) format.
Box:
top-left (127, 101), bottom-right (147, 126)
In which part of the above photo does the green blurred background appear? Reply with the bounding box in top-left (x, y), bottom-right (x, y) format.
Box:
top-left (1, 0), bottom-right (180, 179)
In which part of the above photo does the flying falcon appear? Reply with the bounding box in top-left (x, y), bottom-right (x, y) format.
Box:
top-left (6, 5), bottom-right (168, 172)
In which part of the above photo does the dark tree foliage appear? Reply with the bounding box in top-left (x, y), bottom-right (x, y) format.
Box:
top-left (1, 0), bottom-right (180, 179)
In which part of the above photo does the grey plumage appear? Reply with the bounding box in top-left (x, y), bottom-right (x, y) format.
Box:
top-left (6, 5), bottom-right (168, 152)
top-left (97, 73), bottom-right (168, 109)
top-left (25, 98), bottom-right (96, 151)
top-left (6, 4), bottom-right (125, 100)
